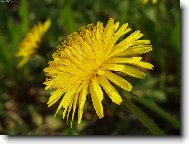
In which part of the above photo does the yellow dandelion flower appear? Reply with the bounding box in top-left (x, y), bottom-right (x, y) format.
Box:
top-left (141, 0), bottom-right (157, 4)
top-left (16, 19), bottom-right (51, 68)
top-left (44, 18), bottom-right (153, 126)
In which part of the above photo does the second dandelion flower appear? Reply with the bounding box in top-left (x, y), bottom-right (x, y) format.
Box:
top-left (16, 19), bottom-right (51, 68)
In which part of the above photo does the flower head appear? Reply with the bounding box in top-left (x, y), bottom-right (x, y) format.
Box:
top-left (16, 19), bottom-right (51, 68)
top-left (44, 18), bottom-right (153, 126)
top-left (141, 0), bottom-right (157, 4)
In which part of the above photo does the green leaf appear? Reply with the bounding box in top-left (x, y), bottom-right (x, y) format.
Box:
top-left (18, 0), bottom-right (29, 34)
top-left (137, 98), bottom-right (180, 130)
top-left (170, 13), bottom-right (180, 59)
top-left (122, 94), bottom-right (166, 135)
top-left (145, 89), bottom-right (167, 101)
top-left (59, 0), bottom-right (76, 33)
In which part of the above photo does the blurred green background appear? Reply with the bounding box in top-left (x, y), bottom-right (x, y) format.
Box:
top-left (0, 0), bottom-right (180, 135)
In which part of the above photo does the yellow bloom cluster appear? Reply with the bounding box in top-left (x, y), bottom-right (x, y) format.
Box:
top-left (16, 19), bottom-right (51, 68)
top-left (44, 18), bottom-right (153, 126)
top-left (141, 0), bottom-right (157, 4)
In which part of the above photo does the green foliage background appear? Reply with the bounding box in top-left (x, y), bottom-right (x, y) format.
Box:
top-left (0, 0), bottom-right (180, 135)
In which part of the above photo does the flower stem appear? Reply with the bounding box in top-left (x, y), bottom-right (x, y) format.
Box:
top-left (122, 94), bottom-right (166, 135)
top-left (136, 97), bottom-right (180, 130)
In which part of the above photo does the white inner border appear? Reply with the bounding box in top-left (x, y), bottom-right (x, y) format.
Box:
top-left (0, 1), bottom-right (188, 144)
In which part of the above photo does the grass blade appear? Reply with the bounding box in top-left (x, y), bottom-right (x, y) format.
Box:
top-left (122, 95), bottom-right (166, 135)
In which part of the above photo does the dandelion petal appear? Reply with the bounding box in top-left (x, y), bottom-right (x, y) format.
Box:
top-left (89, 77), bottom-right (104, 118)
top-left (71, 93), bottom-right (79, 127)
top-left (103, 64), bottom-right (146, 79)
top-left (98, 76), bottom-right (122, 105)
top-left (78, 83), bottom-right (88, 124)
top-left (103, 70), bottom-right (132, 91)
